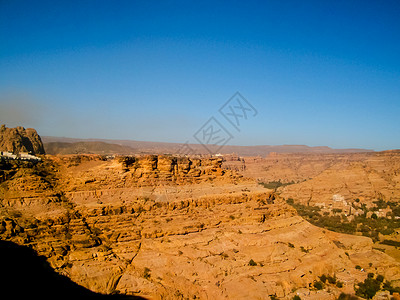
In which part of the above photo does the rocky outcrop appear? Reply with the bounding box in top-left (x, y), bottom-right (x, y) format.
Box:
top-left (0, 124), bottom-right (45, 154)
top-left (72, 154), bottom-right (239, 188)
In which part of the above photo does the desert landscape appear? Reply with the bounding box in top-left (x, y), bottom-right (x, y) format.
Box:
top-left (1, 2), bottom-right (399, 299)
top-left (1, 125), bottom-right (400, 299)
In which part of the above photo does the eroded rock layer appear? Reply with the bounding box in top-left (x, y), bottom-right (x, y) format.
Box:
top-left (1, 154), bottom-right (399, 299)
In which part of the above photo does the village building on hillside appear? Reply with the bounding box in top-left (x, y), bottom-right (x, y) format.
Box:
top-left (0, 151), bottom-right (41, 162)
top-left (0, 151), bottom-right (17, 159)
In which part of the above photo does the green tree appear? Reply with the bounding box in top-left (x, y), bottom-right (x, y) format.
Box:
top-left (319, 274), bottom-right (327, 283)
top-left (336, 281), bottom-right (344, 288)
top-left (356, 277), bottom-right (382, 299)
top-left (313, 281), bottom-right (324, 290)
top-left (248, 259), bottom-right (257, 266)
top-left (327, 275), bottom-right (336, 284)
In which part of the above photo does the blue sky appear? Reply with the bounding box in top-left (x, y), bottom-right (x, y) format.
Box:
top-left (0, 0), bottom-right (399, 150)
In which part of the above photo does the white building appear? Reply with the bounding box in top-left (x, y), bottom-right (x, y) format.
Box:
top-left (0, 151), bottom-right (41, 161)
top-left (333, 194), bottom-right (345, 202)
top-left (0, 151), bottom-right (17, 159)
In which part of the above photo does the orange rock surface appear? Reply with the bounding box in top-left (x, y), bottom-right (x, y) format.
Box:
top-left (1, 154), bottom-right (399, 299)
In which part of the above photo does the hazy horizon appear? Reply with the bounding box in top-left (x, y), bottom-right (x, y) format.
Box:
top-left (39, 133), bottom-right (378, 152)
top-left (1, 1), bottom-right (399, 151)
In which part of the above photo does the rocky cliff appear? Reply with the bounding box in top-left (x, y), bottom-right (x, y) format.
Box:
top-left (223, 151), bottom-right (400, 205)
top-left (272, 151), bottom-right (400, 206)
top-left (1, 154), bottom-right (399, 299)
top-left (0, 124), bottom-right (45, 154)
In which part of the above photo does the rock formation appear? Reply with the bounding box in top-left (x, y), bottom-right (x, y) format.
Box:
top-left (0, 124), bottom-right (45, 154)
top-left (223, 151), bottom-right (400, 205)
top-left (1, 153), bottom-right (399, 299)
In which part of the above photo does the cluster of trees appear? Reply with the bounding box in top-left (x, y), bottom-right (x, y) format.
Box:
top-left (289, 273), bottom-right (399, 299)
top-left (259, 180), bottom-right (295, 190)
top-left (355, 272), bottom-right (400, 299)
top-left (286, 199), bottom-right (400, 242)
top-left (368, 199), bottom-right (400, 219)
top-left (312, 274), bottom-right (344, 291)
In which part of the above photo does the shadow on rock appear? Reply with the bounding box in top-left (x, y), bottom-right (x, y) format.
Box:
top-left (0, 240), bottom-right (146, 300)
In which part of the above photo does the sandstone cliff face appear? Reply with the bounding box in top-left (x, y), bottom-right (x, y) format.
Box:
top-left (276, 151), bottom-right (400, 206)
top-left (223, 152), bottom-right (400, 205)
top-left (223, 152), bottom-right (376, 184)
top-left (1, 154), bottom-right (399, 299)
top-left (65, 154), bottom-right (237, 189)
top-left (0, 124), bottom-right (45, 154)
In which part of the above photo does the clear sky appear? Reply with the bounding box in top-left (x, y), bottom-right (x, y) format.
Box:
top-left (0, 0), bottom-right (399, 150)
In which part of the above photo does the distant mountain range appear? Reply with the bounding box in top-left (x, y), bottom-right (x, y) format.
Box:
top-left (42, 136), bottom-right (374, 156)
